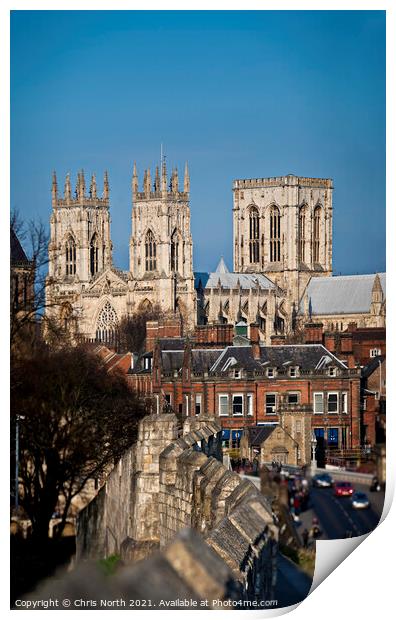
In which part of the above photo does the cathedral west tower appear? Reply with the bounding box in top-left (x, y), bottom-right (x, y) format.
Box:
top-left (129, 159), bottom-right (196, 330)
top-left (48, 170), bottom-right (112, 283)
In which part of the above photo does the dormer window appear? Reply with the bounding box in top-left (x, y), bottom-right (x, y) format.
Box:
top-left (234, 369), bottom-right (241, 379)
top-left (222, 356), bottom-right (237, 372)
top-left (267, 367), bottom-right (275, 378)
top-left (289, 366), bottom-right (298, 378)
top-left (328, 367), bottom-right (337, 377)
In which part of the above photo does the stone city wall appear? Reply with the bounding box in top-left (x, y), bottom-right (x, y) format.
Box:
top-left (76, 412), bottom-right (279, 602)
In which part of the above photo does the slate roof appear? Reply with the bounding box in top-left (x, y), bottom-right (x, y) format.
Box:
top-left (10, 228), bottom-right (30, 265)
top-left (194, 257), bottom-right (276, 291)
top-left (300, 273), bottom-right (386, 316)
top-left (158, 338), bottom-right (186, 351)
top-left (246, 426), bottom-right (276, 446)
top-left (361, 355), bottom-right (385, 379)
top-left (160, 344), bottom-right (347, 374)
top-left (161, 348), bottom-right (224, 373)
top-left (210, 344), bottom-right (347, 373)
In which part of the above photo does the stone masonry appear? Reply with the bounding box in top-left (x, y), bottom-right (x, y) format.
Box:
top-left (76, 412), bottom-right (279, 604)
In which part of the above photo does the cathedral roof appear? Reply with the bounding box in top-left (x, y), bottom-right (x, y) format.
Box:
top-left (215, 257), bottom-right (230, 273)
top-left (194, 263), bottom-right (277, 291)
top-left (300, 273), bottom-right (386, 316)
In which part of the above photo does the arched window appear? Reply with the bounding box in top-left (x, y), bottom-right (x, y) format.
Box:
top-left (65, 236), bottom-right (76, 276)
top-left (171, 229), bottom-right (179, 272)
top-left (90, 234), bottom-right (99, 276)
top-left (299, 207), bottom-right (306, 263)
top-left (95, 301), bottom-right (118, 344)
top-left (313, 206), bottom-right (322, 263)
top-left (270, 206), bottom-right (281, 262)
top-left (249, 208), bottom-right (260, 263)
top-left (145, 230), bottom-right (156, 271)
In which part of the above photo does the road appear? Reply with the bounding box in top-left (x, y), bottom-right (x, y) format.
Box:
top-left (242, 472), bottom-right (385, 540)
top-left (297, 481), bottom-right (384, 540)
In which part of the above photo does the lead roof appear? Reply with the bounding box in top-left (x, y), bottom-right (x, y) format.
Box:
top-left (300, 273), bottom-right (386, 316)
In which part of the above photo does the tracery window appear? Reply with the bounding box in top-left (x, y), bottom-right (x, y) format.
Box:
top-left (145, 230), bottom-right (156, 271)
top-left (270, 206), bottom-right (281, 262)
top-left (171, 229), bottom-right (179, 272)
top-left (90, 234), bottom-right (99, 276)
top-left (299, 207), bottom-right (306, 263)
top-left (249, 208), bottom-right (260, 263)
top-left (65, 236), bottom-right (76, 276)
top-left (95, 301), bottom-right (118, 344)
top-left (313, 206), bottom-right (322, 263)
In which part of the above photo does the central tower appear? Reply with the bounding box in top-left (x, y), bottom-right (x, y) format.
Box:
top-left (129, 159), bottom-right (196, 330)
top-left (232, 174), bottom-right (333, 307)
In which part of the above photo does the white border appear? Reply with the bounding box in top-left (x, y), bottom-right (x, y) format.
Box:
top-left (2, 3), bottom-right (394, 620)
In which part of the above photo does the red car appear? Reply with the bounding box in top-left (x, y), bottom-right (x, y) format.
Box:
top-left (334, 481), bottom-right (354, 497)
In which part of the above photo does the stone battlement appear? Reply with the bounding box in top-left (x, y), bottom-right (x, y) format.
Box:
top-left (233, 175), bottom-right (333, 190)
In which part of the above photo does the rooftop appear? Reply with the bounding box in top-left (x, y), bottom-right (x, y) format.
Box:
top-left (300, 273), bottom-right (386, 316)
top-left (159, 343), bottom-right (349, 375)
top-left (10, 228), bottom-right (30, 265)
top-left (195, 258), bottom-right (277, 291)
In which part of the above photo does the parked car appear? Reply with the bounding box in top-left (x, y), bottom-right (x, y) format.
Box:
top-left (334, 481), bottom-right (354, 497)
top-left (312, 473), bottom-right (333, 488)
top-left (351, 491), bottom-right (370, 509)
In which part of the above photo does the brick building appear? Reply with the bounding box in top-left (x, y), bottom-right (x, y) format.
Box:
top-left (360, 356), bottom-right (386, 448)
top-left (129, 324), bottom-right (362, 464)
top-left (304, 321), bottom-right (386, 368)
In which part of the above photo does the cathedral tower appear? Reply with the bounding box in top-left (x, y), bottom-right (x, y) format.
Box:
top-left (129, 159), bottom-right (196, 330)
top-left (48, 170), bottom-right (112, 283)
top-left (232, 175), bottom-right (333, 306)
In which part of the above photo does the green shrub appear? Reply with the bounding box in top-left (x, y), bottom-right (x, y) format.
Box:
top-left (98, 554), bottom-right (122, 576)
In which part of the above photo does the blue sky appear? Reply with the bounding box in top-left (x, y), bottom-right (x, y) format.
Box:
top-left (11, 10), bottom-right (385, 274)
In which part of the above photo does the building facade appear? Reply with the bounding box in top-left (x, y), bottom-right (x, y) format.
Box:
top-left (45, 161), bottom-right (196, 340)
top-left (195, 258), bottom-right (289, 343)
top-left (129, 330), bottom-right (362, 460)
top-left (45, 164), bottom-right (385, 344)
top-left (232, 175), bottom-right (333, 307)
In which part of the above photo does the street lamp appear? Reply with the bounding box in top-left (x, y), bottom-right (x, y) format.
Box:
top-left (311, 430), bottom-right (318, 473)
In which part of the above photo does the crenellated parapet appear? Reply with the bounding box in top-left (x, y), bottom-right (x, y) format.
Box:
top-left (233, 175), bottom-right (334, 190)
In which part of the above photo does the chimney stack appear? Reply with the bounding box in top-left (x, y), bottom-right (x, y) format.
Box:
top-left (250, 323), bottom-right (261, 359)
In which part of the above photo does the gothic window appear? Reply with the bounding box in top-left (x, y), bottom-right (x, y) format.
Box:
top-left (95, 301), bottom-right (118, 344)
top-left (270, 206), bottom-right (281, 262)
top-left (313, 206), bottom-right (322, 263)
top-left (145, 230), bottom-right (156, 272)
top-left (90, 234), bottom-right (99, 276)
top-left (249, 208), bottom-right (260, 263)
top-left (65, 236), bottom-right (76, 276)
top-left (299, 206), bottom-right (306, 263)
top-left (171, 229), bottom-right (179, 272)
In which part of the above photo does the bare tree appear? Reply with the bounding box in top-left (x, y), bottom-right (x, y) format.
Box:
top-left (118, 304), bottom-right (164, 353)
top-left (11, 343), bottom-right (147, 542)
top-left (10, 211), bottom-right (74, 353)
